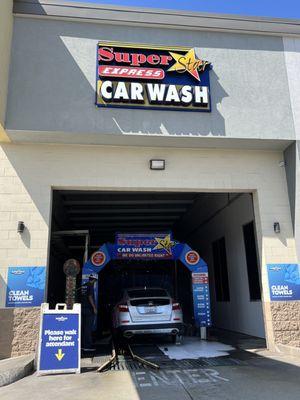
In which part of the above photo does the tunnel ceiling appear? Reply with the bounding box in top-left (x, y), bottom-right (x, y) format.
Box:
top-left (51, 190), bottom-right (242, 252)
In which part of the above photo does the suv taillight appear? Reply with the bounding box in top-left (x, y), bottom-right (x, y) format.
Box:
top-left (172, 302), bottom-right (181, 311)
top-left (118, 304), bottom-right (129, 312)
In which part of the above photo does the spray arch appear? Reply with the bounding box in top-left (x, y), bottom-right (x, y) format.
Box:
top-left (82, 233), bottom-right (211, 328)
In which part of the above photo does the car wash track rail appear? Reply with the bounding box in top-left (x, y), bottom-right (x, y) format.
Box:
top-left (97, 339), bottom-right (160, 372)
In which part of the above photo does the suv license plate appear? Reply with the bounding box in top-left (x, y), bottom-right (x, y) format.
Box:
top-left (145, 306), bottom-right (157, 313)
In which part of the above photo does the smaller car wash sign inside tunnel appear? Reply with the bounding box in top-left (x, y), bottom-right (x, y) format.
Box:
top-left (96, 41), bottom-right (212, 112)
top-left (114, 232), bottom-right (181, 259)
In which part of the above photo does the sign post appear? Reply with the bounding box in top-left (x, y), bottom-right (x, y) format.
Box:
top-left (191, 271), bottom-right (211, 339)
top-left (37, 303), bottom-right (81, 375)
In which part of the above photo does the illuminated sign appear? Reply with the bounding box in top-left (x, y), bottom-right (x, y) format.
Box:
top-left (96, 41), bottom-right (212, 112)
top-left (114, 232), bottom-right (178, 259)
top-left (185, 250), bottom-right (201, 266)
top-left (91, 251), bottom-right (106, 267)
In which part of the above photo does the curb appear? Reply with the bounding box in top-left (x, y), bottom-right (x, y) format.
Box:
top-left (0, 355), bottom-right (34, 387)
top-left (275, 344), bottom-right (300, 358)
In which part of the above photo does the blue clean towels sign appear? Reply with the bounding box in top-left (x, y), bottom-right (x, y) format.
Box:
top-left (38, 304), bottom-right (81, 375)
top-left (5, 266), bottom-right (46, 307)
top-left (267, 264), bottom-right (300, 301)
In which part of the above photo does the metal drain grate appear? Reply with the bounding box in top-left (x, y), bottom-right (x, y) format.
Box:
top-left (102, 356), bottom-right (248, 371)
top-left (88, 343), bottom-right (263, 372)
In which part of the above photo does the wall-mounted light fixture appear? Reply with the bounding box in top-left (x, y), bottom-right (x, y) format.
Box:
top-left (274, 222), bottom-right (280, 234)
top-left (150, 159), bottom-right (165, 170)
top-left (17, 221), bottom-right (25, 234)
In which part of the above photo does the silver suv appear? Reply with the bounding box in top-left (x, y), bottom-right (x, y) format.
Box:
top-left (112, 287), bottom-right (183, 341)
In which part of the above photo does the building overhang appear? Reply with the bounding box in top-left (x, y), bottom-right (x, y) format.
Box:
top-left (5, 129), bottom-right (294, 151)
top-left (0, 124), bottom-right (11, 143)
top-left (13, 0), bottom-right (300, 37)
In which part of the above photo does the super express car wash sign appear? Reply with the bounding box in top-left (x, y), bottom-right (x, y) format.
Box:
top-left (96, 41), bottom-right (212, 111)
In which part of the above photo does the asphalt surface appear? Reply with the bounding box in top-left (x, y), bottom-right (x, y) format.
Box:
top-left (1, 346), bottom-right (300, 400)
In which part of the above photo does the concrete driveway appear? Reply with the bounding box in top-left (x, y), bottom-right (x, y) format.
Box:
top-left (0, 348), bottom-right (299, 400)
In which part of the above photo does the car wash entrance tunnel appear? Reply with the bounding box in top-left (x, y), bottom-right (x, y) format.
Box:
top-left (48, 190), bottom-right (266, 363)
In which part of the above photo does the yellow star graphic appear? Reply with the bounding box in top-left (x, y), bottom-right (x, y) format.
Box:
top-left (153, 234), bottom-right (175, 255)
top-left (168, 48), bottom-right (210, 81)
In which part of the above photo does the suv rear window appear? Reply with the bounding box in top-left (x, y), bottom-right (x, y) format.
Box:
top-left (127, 289), bottom-right (168, 298)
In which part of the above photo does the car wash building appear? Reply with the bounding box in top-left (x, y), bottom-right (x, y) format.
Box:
top-left (0, 0), bottom-right (300, 359)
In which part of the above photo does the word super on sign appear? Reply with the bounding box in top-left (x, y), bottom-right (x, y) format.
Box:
top-left (96, 41), bottom-right (212, 112)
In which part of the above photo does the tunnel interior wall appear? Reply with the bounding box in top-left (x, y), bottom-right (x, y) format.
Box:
top-left (189, 194), bottom-right (265, 338)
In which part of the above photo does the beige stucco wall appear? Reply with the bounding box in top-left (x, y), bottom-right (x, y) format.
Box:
top-left (0, 142), bottom-right (298, 352)
top-left (0, 0), bottom-right (13, 142)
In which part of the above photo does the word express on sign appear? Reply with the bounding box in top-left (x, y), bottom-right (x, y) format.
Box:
top-left (37, 303), bottom-right (81, 375)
